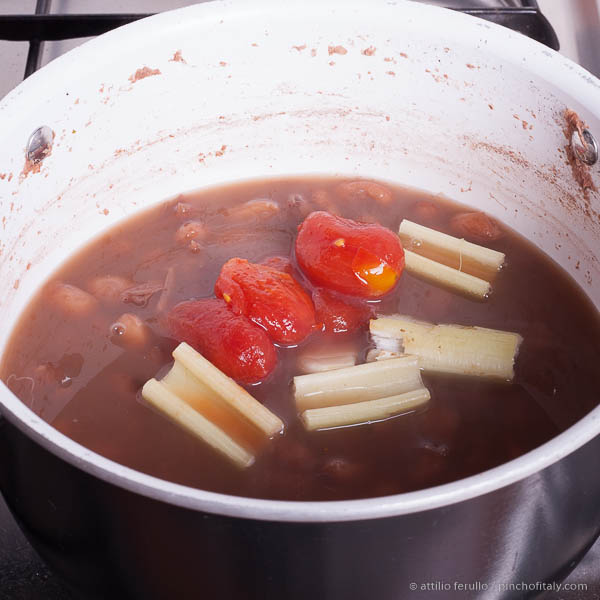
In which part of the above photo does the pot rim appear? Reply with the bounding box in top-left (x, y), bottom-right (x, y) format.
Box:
top-left (1, 0), bottom-right (600, 523)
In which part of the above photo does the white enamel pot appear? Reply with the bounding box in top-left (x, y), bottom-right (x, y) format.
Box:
top-left (0, 2), bottom-right (599, 598)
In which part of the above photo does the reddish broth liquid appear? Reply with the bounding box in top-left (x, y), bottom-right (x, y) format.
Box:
top-left (2, 178), bottom-right (599, 501)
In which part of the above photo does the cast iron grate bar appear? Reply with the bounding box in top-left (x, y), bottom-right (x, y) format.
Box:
top-left (0, 8), bottom-right (559, 52)
top-left (460, 8), bottom-right (558, 50)
top-left (0, 13), bottom-right (153, 42)
top-left (23, 0), bottom-right (52, 79)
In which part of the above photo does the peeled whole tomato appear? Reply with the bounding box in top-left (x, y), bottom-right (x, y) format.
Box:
top-left (215, 258), bottom-right (316, 345)
top-left (312, 288), bottom-right (374, 334)
top-left (295, 211), bottom-right (405, 298)
top-left (168, 299), bottom-right (278, 384)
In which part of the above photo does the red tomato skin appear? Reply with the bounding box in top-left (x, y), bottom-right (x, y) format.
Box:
top-left (260, 255), bottom-right (294, 275)
top-left (168, 299), bottom-right (277, 384)
top-left (215, 258), bottom-right (316, 345)
top-left (312, 289), bottom-right (374, 334)
top-left (295, 211), bottom-right (405, 298)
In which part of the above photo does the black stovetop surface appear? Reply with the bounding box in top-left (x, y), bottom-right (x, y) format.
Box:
top-left (0, 492), bottom-right (74, 600)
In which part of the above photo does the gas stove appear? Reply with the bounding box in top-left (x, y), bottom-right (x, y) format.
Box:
top-left (1, 1), bottom-right (599, 599)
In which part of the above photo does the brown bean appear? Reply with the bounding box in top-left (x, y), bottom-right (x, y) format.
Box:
top-left (175, 220), bottom-right (206, 244)
top-left (335, 180), bottom-right (393, 206)
top-left (287, 193), bottom-right (313, 218)
top-left (87, 275), bottom-right (132, 306)
top-left (449, 212), bottom-right (504, 243)
top-left (224, 199), bottom-right (280, 222)
top-left (109, 313), bottom-right (149, 349)
top-left (174, 201), bottom-right (194, 218)
top-left (311, 189), bottom-right (340, 215)
top-left (48, 282), bottom-right (99, 318)
top-left (188, 240), bottom-right (202, 254)
top-left (412, 200), bottom-right (440, 223)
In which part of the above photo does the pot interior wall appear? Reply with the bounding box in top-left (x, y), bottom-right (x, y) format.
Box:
top-left (0, 2), bottom-right (599, 373)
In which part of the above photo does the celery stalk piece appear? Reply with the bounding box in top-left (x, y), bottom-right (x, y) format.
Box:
top-left (404, 249), bottom-right (491, 300)
top-left (142, 378), bottom-right (254, 468)
top-left (297, 345), bottom-right (358, 374)
top-left (365, 349), bottom-right (405, 363)
top-left (173, 342), bottom-right (283, 437)
top-left (301, 387), bottom-right (430, 431)
top-left (398, 219), bottom-right (505, 280)
top-left (370, 315), bottom-right (522, 381)
top-left (294, 355), bottom-right (423, 411)
top-left (141, 342), bottom-right (284, 468)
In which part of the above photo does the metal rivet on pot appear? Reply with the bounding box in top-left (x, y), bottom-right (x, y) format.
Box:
top-left (570, 128), bottom-right (598, 166)
top-left (26, 125), bottom-right (54, 164)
